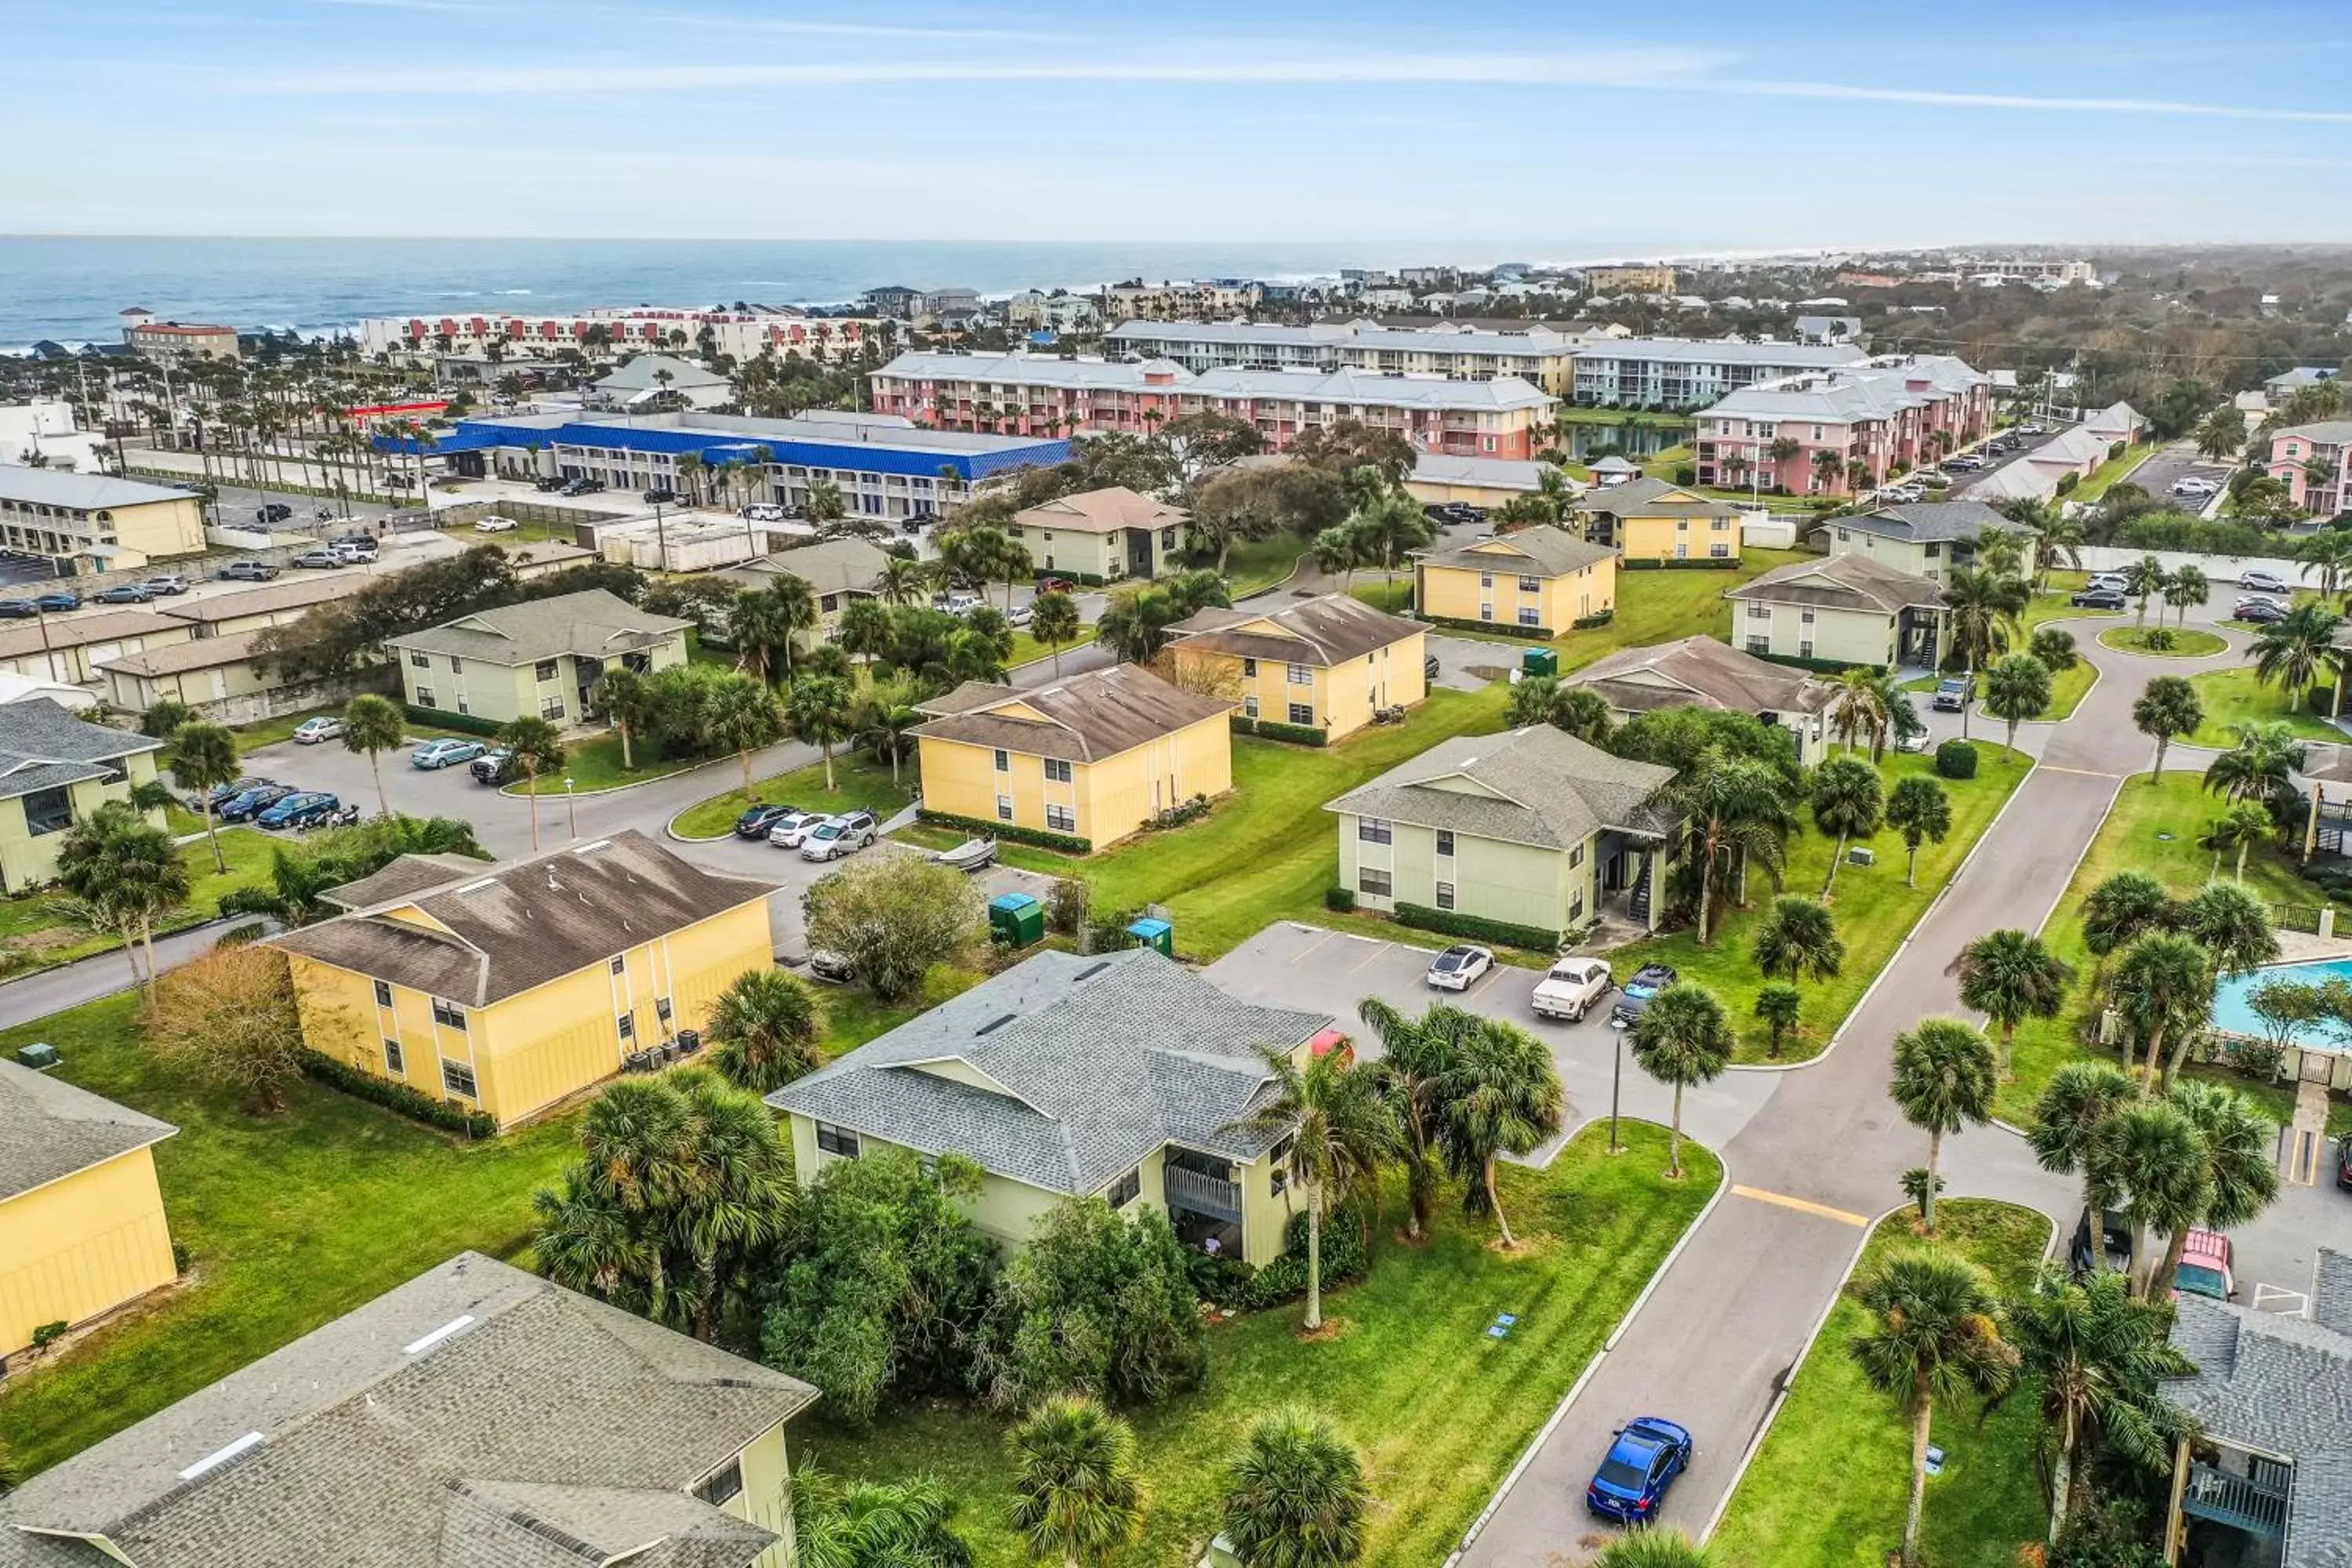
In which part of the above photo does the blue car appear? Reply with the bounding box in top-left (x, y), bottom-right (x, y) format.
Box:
top-left (1609, 964), bottom-right (1679, 1029)
top-left (218, 783), bottom-right (298, 822)
top-left (34, 591), bottom-right (80, 612)
top-left (412, 739), bottom-right (486, 770)
top-left (256, 791), bottom-right (339, 830)
top-left (1586, 1417), bottom-right (1693, 1525)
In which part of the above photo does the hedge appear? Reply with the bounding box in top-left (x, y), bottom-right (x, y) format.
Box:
top-left (916, 808), bottom-right (1090, 855)
top-left (1621, 557), bottom-right (1744, 572)
top-left (1394, 902), bottom-right (1559, 952)
top-left (1572, 608), bottom-right (1616, 630)
top-left (1182, 1207), bottom-right (1370, 1312)
top-left (1936, 739), bottom-right (1979, 780)
top-left (301, 1049), bottom-right (499, 1138)
top-left (402, 704), bottom-right (505, 738)
top-left (1231, 715), bottom-right (1327, 746)
top-left (1421, 614), bottom-right (1553, 639)
top-left (1754, 651), bottom-right (1876, 676)
top-left (1324, 885), bottom-right (1356, 913)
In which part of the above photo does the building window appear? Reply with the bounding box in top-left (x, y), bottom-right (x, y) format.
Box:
top-left (996, 794), bottom-right (1013, 822)
top-left (373, 979), bottom-right (394, 1007)
top-left (416, 686), bottom-right (437, 707)
top-left (1046, 804), bottom-right (1076, 832)
top-left (1479, 603), bottom-right (1495, 622)
top-left (1568, 842), bottom-right (1584, 869)
top-left (432, 998), bottom-right (466, 1031)
top-left (1107, 1167), bottom-right (1141, 1207)
top-left (1517, 606), bottom-right (1541, 626)
top-left (1436, 881), bottom-right (1456, 911)
top-left (618, 1013), bottom-right (635, 1041)
top-left (693, 1460), bottom-right (744, 1508)
top-left (656, 996), bottom-right (673, 1022)
top-left (1800, 641), bottom-right (1815, 659)
top-left (1747, 636), bottom-right (1769, 655)
top-left (1674, 543), bottom-right (1688, 560)
top-left (441, 1059), bottom-right (478, 1099)
top-left (1746, 603), bottom-right (1771, 620)
top-left (609, 954), bottom-right (626, 975)
top-left (383, 1038), bottom-right (404, 1075)
top-left (540, 696), bottom-right (565, 720)
top-left (1801, 610), bottom-right (1816, 624)
top-left (1286, 662), bottom-right (1313, 686)
top-left (815, 1122), bottom-right (861, 1158)
top-left (1436, 829), bottom-right (1455, 857)
top-left (408, 651), bottom-right (429, 669)
top-left (1288, 702), bottom-right (1314, 726)
top-left (1517, 575), bottom-right (1541, 593)
top-left (1044, 757), bottom-right (1072, 783)
top-left (534, 659), bottom-right (558, 681)
top-left (993, 748), bottom-right (1009, 771)
top-left (1359, 868), bottom-right (1392, 898)
top-left (1243, 695), bottom-right (1260, 718)
top-left (1710, 543), bottom-right (1730, 558)
top-left (1479, 572), bottom-right (1493, 589)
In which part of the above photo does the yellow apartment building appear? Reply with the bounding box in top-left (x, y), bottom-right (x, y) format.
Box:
top-left (1570, 475), bottom-right (1747, 563)
top-left (0, 466), bottom-right (207, 574)
top-left (1161, 592), bottom-right (1428, 742)
top-left (0, 697), bottom-right (167, 895)
top-left (0, 1058), bottom-right (178, 1357)
top-left (274, 831), bottom-right (775, 1129)
top-left (1413, 525), bottom-right (1617, 635)
top-left (913, 663), bottom-right (1232, 849)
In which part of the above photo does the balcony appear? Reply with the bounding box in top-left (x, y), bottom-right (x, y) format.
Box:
top-left (1165, 1163), bottom-right (1243, 1223)
top-left (2180, 1461), bottom-right (2290, 1539)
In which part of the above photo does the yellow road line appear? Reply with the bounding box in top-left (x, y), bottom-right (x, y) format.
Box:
top-left (1730, 1185), bottom-right (1871, 1227)
top-left (2038, 765), bottom-right (2125, 779)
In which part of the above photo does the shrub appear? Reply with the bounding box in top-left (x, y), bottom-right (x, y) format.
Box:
top-left (1046, 877), bottom-right (1091, 935)
top-left (1572, 608), bottom-right (1616, 629)
top-left (1419, 614), bottom-right (1551, 638)
top-left (1673, 464), bottom-right (1696, 485)
top-left (31, 1321), bottom-right (68, 1351)
top-left (1241, 1207), bottom-right (1371, 1310)
top-left (1935, 738), bottom-right (1979, 779)
top-left (1324, 885), bottom-right (1356, 913)
top-left (301, 1049), bottom-right (499, 1137)
top-left (1140, 793), bottom-right (1212, 833)
top-left (402, 703), bottom-right (505, 738)
top-left (1753, 650), bottom-right (1870, 674)
top-left (1230, 716), bottom-right (1327, 746)
top-left (2143, 626), bottom-right (2179, 652)
top-left (916, 808), bottom-right (1089, 855)
top-left (804, 855), bottom-right (984, 1004)
top-left (972, 1199), bottom-right (1206, 1410)
top-left (1393, 902), bottom-right (1559, 952)
top-left (1184, 1249), bottom-right (1260, 1309)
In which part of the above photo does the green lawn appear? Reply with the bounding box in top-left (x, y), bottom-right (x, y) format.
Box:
top-left (1911, 662), bottom-right (2096, 723)
top-left (822, 1121), bottom-right (1723, 1568)
top-left (1710, 1200), bottom-right (2054, 1568)
top-left (0, 826), bottom-right (282, 975)
top-left (1223, 534), bottom-right (1313, 597)
top-left (2021, 591), bottom-right (2122, 635)
top-left (2186, 666), bottom-right (2343, 749)
top-left (2072, 442), bottom-right (2158, 503)
top-left (1007, 625), bottom-right (1097, 670)
top-left (1998, 769), bottom-right (2348, 1126)
top-left (960, 685), bottom-right (1514, 960)
top-left (1554, 550), bottom-right (1812, 674)
top-left (2097, 626), bottom-right (2227, 658)
top-left (671, 756), bottom-right (916, 840)
top-left (0, 993), bottom-right (582, 1475)
top-left (1608, 747), bottom-right (2031, 1064)
top-left (228, 706), bottom-right (468, 753)
top-left (508, 732), bottom-right (711, 795)
top-left (1347, 576), bottom-right (1414, 614)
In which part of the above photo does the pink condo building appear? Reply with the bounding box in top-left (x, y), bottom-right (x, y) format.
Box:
top-left (2268, 421), bottom-right (2352, 518)
top-left (1694, 355), bottom-right (1992, 497)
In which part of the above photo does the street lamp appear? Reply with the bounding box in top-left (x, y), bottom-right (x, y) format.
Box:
top-left (563, 776), bottom-right (577, 840)
top-left (1608, 1022), bottom-right (1627, 1155)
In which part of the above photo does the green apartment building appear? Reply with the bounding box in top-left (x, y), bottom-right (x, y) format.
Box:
top-left (1007, 485), bottom-right (1189, 583)
top-left (383, 588), bottom-right (692, 728)
top-left (0, 698), bottom-right (165, 893)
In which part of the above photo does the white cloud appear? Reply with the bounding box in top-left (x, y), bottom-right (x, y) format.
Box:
top-left (1719, 78), bottom-right (2352, 125)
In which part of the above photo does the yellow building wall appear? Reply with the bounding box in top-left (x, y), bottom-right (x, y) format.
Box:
top-left (1178, 631), bottom-right (1429, 741)
top-left (0, 1147), bottom-right (176, 1355)
top-left (1621, 514), bottom-right (1742, 563)
top-left (1415, 557), bottom-right (1615, 634)
top-left (729, 1420), bottom-right (798, 1568)
top-left (0, 753), bottom-right (165, 895)
top-left (1402, 477), bottom-right (1530, 510)
top-left (919, 716), bottom-right (1232, 848)
top-left (114, 495), bottom-right (209, 564)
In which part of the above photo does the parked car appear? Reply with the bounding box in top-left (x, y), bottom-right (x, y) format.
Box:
top-left (1585, 1417), bottom-right (1693, 1525)
top-left (0, 598), bottom-right (36, 619)
top-left (219, 560), bottom-right (281, 581)
top-left (939, 590), bottom-right (984, 616)
top-left (198, 775), bottom-right (274, 811)
top-left (140, 573), bottom-right (190, 595)
top-left (734, 802), bottom-right (797, 839)
top-left (742, 503), bottom-right (786, 523)
top-left (256, 503), bottom-right (293, 524)
top-left (766, 808), bottom-right (826, 848)
top-left (472, 515), bottom-right (518, 534)
top-left (1425, 944), bottom-right (1494, 992)
top-left (2069, 1207), bottom-right (2134, 1279)
top-left (799, 811), bottom-right (880, 862)
top-left (257, 790), bottom-right (341, 829)
top-left (2172, 477), bottom-right (2220, 499)
top-left (1007, 604), bottom-right (1034, 628)
top-left (2085, 572), bottom-right (2129, 590)
top-left (411, 738), bottom-right (487, 770)
top-left (92, 583), bottom-right (153, 604)
top-left (1932, 676), bottom-right (1971, 712)
top-left (219, 782), bottom-right (299, 822)
top-left (2234, 598), bottom-right (2290, 624)
top-left (1036, 575), bottom-right (1076, 593)
top-left (470, 748), bottom-right (516, 786)
top-left (1610, 964), bottom-right (1679, 1028)
top-left (808, 949), bottom-right (855, 985)
top-left (2240, 570), bottom-right (2292, 595)
top-left (2071, 588), bottom-right (2128, 610)
top-left (2172, 1229), bottom-right (2237, 1301)
top-left (2337, 1134), bottom-right (2352, 1192)
top-left (1531, 957), bottom-right (1613, 1022)
top-left (332, 542), bottom-right (378, 564)
top-left (532, 475), bottom-right (567, 492)
top-left (561, 477), bottom-right (604, 496)
top-left (290, 550), bottom-right (341, 569)
top-left (1895, 721), bottom-right (1933, 753)
top-left (291, 715), bottom-right (344, 745)
top-left (33, 590), bottom-right (79, 612)
top-left (642, 487), bottom-right (677, 505)
top-left (1424, 652), bottom-right (1442, 683)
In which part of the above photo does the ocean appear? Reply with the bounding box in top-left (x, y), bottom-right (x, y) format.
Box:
top-left (0, 235), bottom-right (1444, 350)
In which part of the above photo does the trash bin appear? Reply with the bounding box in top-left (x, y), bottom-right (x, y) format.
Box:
top-left (1127, 917), bottom-right (1173, 956)
top-left (1521, 646), bottom-right (1559, 679)
top-left (989, 892), bottom-right (1045, 948)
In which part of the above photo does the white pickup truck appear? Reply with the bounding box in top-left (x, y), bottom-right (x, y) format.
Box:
top-left (1530, 957), bottom-right (1613, 1022)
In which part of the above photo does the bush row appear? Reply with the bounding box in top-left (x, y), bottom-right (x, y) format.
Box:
top-left (1751, 651), bottom-right (1874, 675)
top-left (402, 704), bottom-right (506, 739)
top-left (1572, 608), bottom-right (1616, 630)
top-left (1394, 901), bottom-right (1559, 953)
top-left (300, 1049), bottom-right (499, 1138)
top-left (1621, 557), bottom-right (1744, 572)
top-left (1230, 716), bottom-right (1327, 746)
top-left (916, 808), bottom-right (1091, 855)
top-left (1420, 614), bottom-right (1552, 639)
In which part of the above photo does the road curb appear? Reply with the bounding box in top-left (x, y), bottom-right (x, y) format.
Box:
top-left (1445, 1139), bottom-right (1732, 1568)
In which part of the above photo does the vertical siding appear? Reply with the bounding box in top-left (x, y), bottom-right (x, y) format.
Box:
top-left (0, 1149), bottom-right (177, 1354)
top-left (731, 1421), bottom-right (799, 1568)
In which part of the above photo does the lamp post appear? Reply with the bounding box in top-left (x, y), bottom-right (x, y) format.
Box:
top-left (1608, 1022), bottom-right (1626, 1155)
top-left (563, 776), bottom-right (577, 840)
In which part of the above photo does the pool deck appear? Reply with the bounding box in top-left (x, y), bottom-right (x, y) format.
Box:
top-left (2277, 930), bottom-right (2352, 964)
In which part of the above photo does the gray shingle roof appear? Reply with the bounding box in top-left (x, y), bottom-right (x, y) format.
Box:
top-left (1832, 500), bottom-right (2030, 546)
top-left (1413, 524), bottom-right (1615, 579)
top-left (0, 465), bottom-right (200, 511)
top-left (1570, 476), bottom-right (1743, 518)
top-left (0, 608), bottom-right (182, 662)
top-left (383, 589), bottom-right (692, 669)
top-left (0, 1057), bottom-right (176, 1201)
top-left (720, 538), bottom-right (892, 598)
top-left (593, 354), bottom-right (729, 394)
top-left (317, 852), bottom-right (497, 913)
top-left (158, 574), bottom-right (365, 627)
top-left (1165, 593), bottom-right (1422, 667)
top-left (1325, 724), bottom-right (1677, 851)
top-left (0, 697), bottom-right (162, 803)
top-left (911, 664), bottom-right (1232, 765)
top-left (0, 1251), bottom-right (818, 1568)
top-left (93, 626), bottom-right (273, 680)
top-left (768, 949), bottom-right (1330, 1196)
top-left (1726, 553), bottom-right (1948, 616)
top-left (1571, 635), bottom-right (1835, 720)
top-left (273, 831), bottom-right (771, 1007)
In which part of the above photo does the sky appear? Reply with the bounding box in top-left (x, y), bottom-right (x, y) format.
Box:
top-left (8, 0), bottom-right (2352, 249)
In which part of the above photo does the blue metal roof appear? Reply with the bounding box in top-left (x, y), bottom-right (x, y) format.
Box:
top-left (376, 419), bottom-right (1072, 481)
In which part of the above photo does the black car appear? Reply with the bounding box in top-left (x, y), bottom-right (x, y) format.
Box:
top-left (2234, 598), bottom-right (2290, 625)
top-left (533, 475), bottom-right (567, 492)
top-left (2071, 587), bottom-right (2127, 610)
top-left (34, 591), bottom-right (79, 612)
top-left (93, 583), bottom-right (154, 604)
top-left (2069, 1207), bottom-right (2133, 1279)
top-left (2337, 1134), bottom-right (2352, 1192)
top-left (218, 782), bottom-right (299, 822)
top-left (470, 749), bottom-right (516, 786)
top-left (0, 598), bottom-right (37, 619)
top-left (734, 802), bottom-right (797, 839)
top-left (1610, 964), bottom-right (1679, 1028)
top-left (256, 503), bottom-right (293, 524)
top-left (198, 775), bottom-right (275, 811)
top-left (643, 487), bottom-right (677, 504)
top-left (808, 949), bottom-right (855, 985)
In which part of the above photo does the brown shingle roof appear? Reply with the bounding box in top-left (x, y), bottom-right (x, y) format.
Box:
top-left (1014, 486), bottom-right (1186, 535)
top-left (384, 589), bottom-right (692, 669)
top-left (912, 664), bottom-right (1232, 764)
top-left (159, 574), bottom-right (365, 626)
top-left (1570, 635), bottom-right (1834, 719)
top-left (93, 626), bottom-right (274, 679)
top-left (0, 608), bottom-right (183, 661)
top-left (273, 831), bottom-right (771, 1006)
top-left (1164, 593), bottom-right (1421, 667)
top-left (1726, 553), bottom-right (1948, 615)
top-left (1413, 524), bottom-right (1613, 579)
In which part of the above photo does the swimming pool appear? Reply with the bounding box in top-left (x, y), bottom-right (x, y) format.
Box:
top-left (2211, 956), bottom-right (2352, 1048)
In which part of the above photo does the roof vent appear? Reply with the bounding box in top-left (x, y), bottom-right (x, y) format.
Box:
top-left (177, 1431), bottom-right (265, 1482)
top-left (402, 1313), bottom-right (476, 1356)
top-left (975, 1013), bottom-right (1018, 1036)
top-left (1073, 960), bottom-right (1112, 982)
top-left (572, 839), bottom-right (612, 855)
top-left (456, 878), bottom-right (498, 895)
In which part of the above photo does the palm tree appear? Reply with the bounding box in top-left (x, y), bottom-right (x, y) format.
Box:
top-left (837, 597), bottom-right (895, 669)
top-left (2028, 1061), bottom-right (2140, 1257)
top-left (1030, 590), bottom-right (1083, 676)
top-left (1753, 896), bottom-right (1844, 1007)
top-left (782, 674), bottom-right (851, 791)
top-left (1590, 1531), bottom-right (1713, 1568)
top-left (2111, 931), bottom-right (2213, 1091)
top-left (1954, 929), bottom-right (2072, 1076)
top-left (53, 802), bottom-right (188, 998)
top-left (747, 579), bottom-right (822, 684)
top-left (2162, 564), bottom-right (2209, 627)
top-left (1219, 1407), bottom-right (1370, 1568)
top-left (1356, 999), bottom-right (1474, 1241)
top-left (2177, 883), bottom-right (2279, 986)
top-left (1754, 983), bottom-right (1803, 1059)
top-left (2087, 1096), bottom-right (2210, 1298)
top-left (1310, 525), bottom-right (1362, 593)
top-left (1433, 1018), bottom-right (1564, 1246)
top-left (706, 968), bottom-right (824, 1093)
top-left (339, 693), bottom-right (406, 816)
top-left (1849, 1250), bottom-right (2019, 1568)
top-left (1656, 746), bottom-right (1798, 945)
top-left (2132, 677), bottom-right (2203, 780)
top-left (593, 666), bottom-right (654, 771)
top-left (2151, 1080), bottom-right (2281, 1297)
top-left (2201, 801), bottom-right (2275, 881)
top-left (1888, 1019), bottom-right (1996, 1235)
top-left (1007, 1396), bottom-right (1143, 1568)
top-left (792, 1469), bottom-right (975, 1568)
top-left (2296, 529), bottom-right (2352, 605)
top-left (706, 673), bottom-right (783, 796)
top-left (1980, 652), bottom-right (2051, 755)
top-left (877, 554), bottom-right (927, 606)
top-left (1824, 666), bottom-right (1889, 753)
top-left (1348, 492), bottom-right (1437, 584)
top-left (2194, 404), bottom-right (2245, 462)
top-left (1631, 984), bottom-right (1733, 1179)
top-left (168, 720), bottom-right (241, 873)
top-left (495, 715), bottom-right (567, 851)
top-left (806, 477), bottom-right (847, 524)
top-left (1883, 775), bottom-right (1951, 888)
top-left (2124, 554), bottom-right (2168, 628)
top-left (1943, 566), bottom-right (2028, 698)
top-left (2079, 871), bottom-right (2175, 961)
top-left (2248, 601), bottom-right (2343, 713)
top-left (2033, 510), bottom-right (2087, 586)
top-left (1810, 756), bottom-right (1884, 898)
top-left (2202, 720), bottom-right (2307, 811)
top-left (1221, 1046), bottom-right (1396, 1328)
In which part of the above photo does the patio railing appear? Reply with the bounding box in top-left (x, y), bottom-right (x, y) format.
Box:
top-left (1165, 1164), bottom-right (1243, 1224)
top-left (2180, 1461), bottom-right (2290, 1539)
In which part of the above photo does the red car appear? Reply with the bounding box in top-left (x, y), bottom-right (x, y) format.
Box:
top-left (1036, 576), bottom-right (1076, 594)
top-left (2173, 1229), bottom-right (2237, 1301)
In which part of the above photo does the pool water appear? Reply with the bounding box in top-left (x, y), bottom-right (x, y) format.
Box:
top-left (2210, 957), bottom-right (2352, 1048)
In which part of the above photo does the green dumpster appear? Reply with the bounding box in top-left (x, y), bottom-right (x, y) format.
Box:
top-left (989, 892), bottom-right (1044, 949)
top-left (1127, 917), bottom-right (1173, 956)
top-left (1521, 646), bottom-right (1559, 679)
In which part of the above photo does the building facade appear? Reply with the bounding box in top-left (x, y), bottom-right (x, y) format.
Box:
top-left (2269, 420), bottom-right (2352, 517)
top-left (121, 312), bottom-right (240, 364)
top-left (1161, 593), bottom-right (1428, 742)
top-left (0, 699), bottom-right (166, 894)
top-left (96, 627), bottom-right (382, 726)
top-left (0, 465), bottom-right (207, 574)
top-left (358, 305), bottom-right (891, 365)
top-left (1694, 355), bottom-right (1993, 495)
top-left (1413, 526), bottom-right (1618, 634)
top-left (1007, 486), bottom-right (1189, 583)
top-left (383, 588), bottom-right (691, 728)
top-left (1582, 264), bottom-right (1679, 295)
top-left (1725, 554), bottom-right (1949, 668)
top-left (1570, 476), bottom-right (1748, 561)
top-left (1817, 500), bottom-right (2036, 583)
top-left (1569, 338), bottom-right (1874, 411)
top-left (0, 608), bottom-right (192, 686)
top-left (1104, 320), bottom-right (1587, 392)
top-left (1102, 279), bottom-right (1266, 321)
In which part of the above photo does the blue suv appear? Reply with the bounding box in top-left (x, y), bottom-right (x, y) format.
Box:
top-left (1585, 1416), bottom-right (1693, 1524)
top-left (256, 791), bottom-right (340, 830)
top-left (218, 783), bottom-right (297, 822)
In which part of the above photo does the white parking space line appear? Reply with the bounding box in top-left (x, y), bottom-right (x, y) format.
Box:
top-left (1287, 931), bottom-right (1340, 966)
top-left (1347, 939), bottom-right (1392, 974)
top-left (2252, 1283), bottom-right (2310, 1317)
